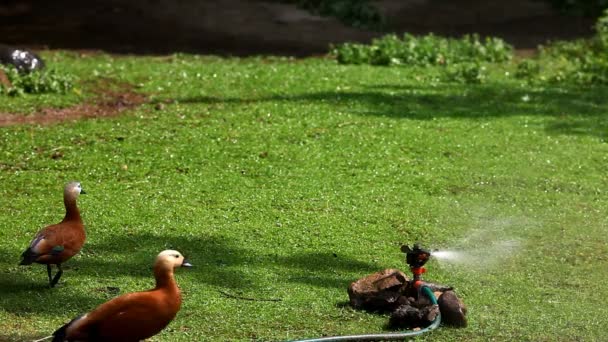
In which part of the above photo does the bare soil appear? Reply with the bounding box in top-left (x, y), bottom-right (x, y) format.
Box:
top-left (0, 79), bottom-right (146, 126)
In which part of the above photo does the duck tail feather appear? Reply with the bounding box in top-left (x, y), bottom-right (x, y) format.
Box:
top-left (52, 314), bottom-right (85, 342)
top-left (19, 247), bottom-right (37, 265)
top-left (51, 323), bottom-right (68, 342)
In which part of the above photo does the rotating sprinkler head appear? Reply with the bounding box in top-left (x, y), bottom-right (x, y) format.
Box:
top-left (401, 244), bottom-right (432, 287)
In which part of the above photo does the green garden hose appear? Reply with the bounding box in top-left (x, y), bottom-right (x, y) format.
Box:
top-left (290, 286), bottom-right (441, 342)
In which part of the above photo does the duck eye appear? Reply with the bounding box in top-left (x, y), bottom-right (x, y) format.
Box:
top-left (174, 255), bottom-right (179, 258)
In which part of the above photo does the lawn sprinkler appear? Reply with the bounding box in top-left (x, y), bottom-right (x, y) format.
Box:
top-left (401, 243), bottom-right (431, 289)
top-left (292, 244), bottom-right (466, 342)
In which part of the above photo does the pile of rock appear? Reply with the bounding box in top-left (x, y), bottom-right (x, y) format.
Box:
top-left (348, 268), bottom-right (467, 329)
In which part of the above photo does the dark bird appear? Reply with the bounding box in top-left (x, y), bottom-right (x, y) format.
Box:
top-left (52, 250), bottom-right (192, 342)
top-left (20, 181), bottom-right (86, 287)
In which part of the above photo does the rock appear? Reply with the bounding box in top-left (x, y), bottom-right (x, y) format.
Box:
top-left (0, 44), bottom-right (45, 72)
top-left (437, 290), bottom-right (468, 327)
top-left (349, 268), bottom-right (467, 329)
top-left (389, 302), bottom-right (440, 329)
top-left (347, 268), bottom-right (409, 311)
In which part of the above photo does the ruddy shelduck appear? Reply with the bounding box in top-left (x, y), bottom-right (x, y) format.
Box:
top-left (20, 181), bottom-right (86, 287)
top-left (52, 249), bottom-right (192, 342)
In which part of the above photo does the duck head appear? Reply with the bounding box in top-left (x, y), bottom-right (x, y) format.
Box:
top-left (64, 181), bottom-right (86, 198)
top-left (156, 250), bottom-right (193, 269)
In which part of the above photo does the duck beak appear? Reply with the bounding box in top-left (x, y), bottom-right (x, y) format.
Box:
top-left (81, 189), bottom-right (87, 195)
top-left (182, 259), bottom-right (193, 267)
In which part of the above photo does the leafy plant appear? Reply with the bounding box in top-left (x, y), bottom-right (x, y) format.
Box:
top-left (595, 8), bottom-right (608, 47)
top-left (0, 66), bottom-right (74, 96)
top-left (515, 60), bottom-right (541, 80)
top-left (538, 39), bottom-right (594, 60)
top-left (573, 55), bottom-right (608, 83)
top-left (545, 0), bottom-right (608, 16)
top-left (531, 8), bottom-right (608, 85)
top-left (331, 33), bottom-right (513, 66)
top-left (445, 62), bottom-right (488, 84)
top-left (277, 0), bottom-right (384, 30)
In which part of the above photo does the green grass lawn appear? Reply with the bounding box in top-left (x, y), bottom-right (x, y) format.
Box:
top-left (0, 51), bottom-right (607, 341)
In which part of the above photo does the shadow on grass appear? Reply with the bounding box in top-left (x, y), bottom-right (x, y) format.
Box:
top-left (2, 232), bottom-right (379, 291)
top-left (279, 252), bottom-right (379, 289)
top-left (82, 234), bottom-right (378, 289)
top-left (0, 272), bottom-right (110, 317)
top-left (170, 83), bottom-right (608, 139)
top-left (0, 233), bottom-right (380, 317)
top-left (77, 233), bottom-right (257, 289)
top-left (0, 272), bottom-right (52, 294)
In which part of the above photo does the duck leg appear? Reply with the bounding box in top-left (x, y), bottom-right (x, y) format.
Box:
top-left (47, 264), bottom-right (53, 285)
top-left (50, 264), bottom-right (63, 288)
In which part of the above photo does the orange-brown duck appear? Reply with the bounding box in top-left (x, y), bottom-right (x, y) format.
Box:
top-left (20, 181), bottom-right (86, 287)
top-left (52, 250), bottom-right (192, 342)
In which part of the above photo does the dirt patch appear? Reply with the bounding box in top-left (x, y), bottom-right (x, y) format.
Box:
top-left (0, 80), bottom-right (147, 127)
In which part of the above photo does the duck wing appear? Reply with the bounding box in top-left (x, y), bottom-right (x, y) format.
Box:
top-left (20, 223), bottom-right (84, 265)
top-left (59, 292), bottom-right (166, 341)
top-left (20, 225), bottom-right (63, 265)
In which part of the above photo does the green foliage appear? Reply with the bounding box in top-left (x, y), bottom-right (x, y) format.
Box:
top-left (538, 39), bottom-right (595, 60)
top-left (519, 8), bottom-right (608, 85)
top-left (278, 0), bottom-right (384, 30)
top-left (571, 55), bottom-right (608, 83)
top-left (595, 8), bottom-right (608, 46)
top-left (332, 33), bottom-right (513, 66)
top-left (546, 0), bottom-right (608, 16)
top-left (445, 62), bottom-right (488, 84)
top-left (0, 66), bottom-right (74, 96)
top-left (515, 60), bottom-right (541, 79)
top-left (538, 8), bottom-right (608, 60)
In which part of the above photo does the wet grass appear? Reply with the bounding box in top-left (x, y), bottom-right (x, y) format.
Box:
top-left (0, 52), bottom-right (607, 341)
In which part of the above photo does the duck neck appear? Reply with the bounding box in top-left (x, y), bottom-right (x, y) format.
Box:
top-left (63, 193), bottom-right (81, 223)
top-left (154, 262), bottom-right (178, 292)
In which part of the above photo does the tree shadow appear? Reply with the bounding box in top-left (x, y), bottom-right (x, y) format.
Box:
top-left (3, 234), bottom-right (380, 293)
top-left (76, 233), bottom-right (259, 290)
top-left (276, 252), bottom-right (380, 289)
top-left (0, 272), bottom-right (51, 294)
top-left (170, 82), bottom-right (608, 139)
top-left (0, 271), bottom-right (111, 317)
top-left (6, 233), bottom-right (380, 291)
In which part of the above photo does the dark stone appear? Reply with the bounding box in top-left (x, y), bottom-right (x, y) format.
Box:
top-left (0, 44), bottom-right (45, 72)
top-left (437, 290), bottom-right (468, 327)
top-left (347, 268), bottom-right (409, 312)
top-left (348, 268), bottom-right (467, 329)
top-left (389, 303), bottom-right (440, 329)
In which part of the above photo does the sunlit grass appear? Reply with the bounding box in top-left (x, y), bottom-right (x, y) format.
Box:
top-left (0, 52), bottom-right (607, 341)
